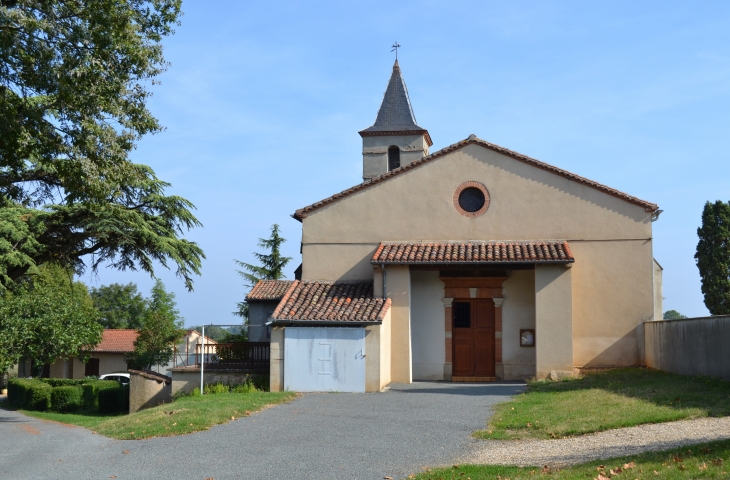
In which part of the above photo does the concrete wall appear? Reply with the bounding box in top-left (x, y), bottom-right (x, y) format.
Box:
top-left (501, 270), bottom-right (536, 379)
top-left (645, 316), bottom-right (730, 381)
top-left (410, 271), bottom-right (446, 380)
top-left (535, 265), bottom-right (573, 379)
top-left (362, 134), bottom-right (429, 179)
top-left (171, 369), bottom-right (266, 396)
top-left (248, 301), bottom-right (279, 342)
top-left (129, 372), bottom-right (171, 413)
top-left (653, 259), bottom-right (663, 321)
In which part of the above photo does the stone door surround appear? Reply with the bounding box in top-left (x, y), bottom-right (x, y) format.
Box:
top-left (441, 277), bottom-right (506, 381)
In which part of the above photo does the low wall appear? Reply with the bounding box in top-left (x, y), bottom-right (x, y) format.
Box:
top-left (171, 368), bottom-right (267, 396)
top-left (645, 315), bottom-right (730, 381)
top-left (129, 370), bottom-right (172, 413)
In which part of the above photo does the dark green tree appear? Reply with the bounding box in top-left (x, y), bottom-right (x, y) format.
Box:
top-left (234, 224), bottom-right (292, 318)
top-left (0, 264), bottom-right (102, 372)
top-left (695, 200), bottom-right (730, 315)
top-left (0, 0), bottom-right (204, 292)
top-left (663, 310), bottom-right (688, 320)
top-left (126, 279), bottom-right (184, 370)
top-left (90, 282), bottom-right (148, 329)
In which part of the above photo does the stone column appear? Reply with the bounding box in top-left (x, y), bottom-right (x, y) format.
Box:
top-left (535, 265), bottom-right (573, 379)
top-left (493, 297), bottom-right (504, 380)
top-left (387, 265), bottom-right (412, 383)
top-left (443, 297), bottom-right (453, 380)
top-left (269, 326), bottom-right (285, 391)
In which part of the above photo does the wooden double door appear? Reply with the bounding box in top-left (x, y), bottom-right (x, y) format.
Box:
top-left (452, 299), bottom-right (496, 380)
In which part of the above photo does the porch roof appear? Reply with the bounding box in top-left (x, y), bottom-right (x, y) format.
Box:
top-left (270, 280), bottom-right (390, 325)
top-left (371, 241), bottom-right (574, 265)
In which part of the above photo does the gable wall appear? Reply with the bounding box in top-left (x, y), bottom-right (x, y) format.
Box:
top-left (300, 143), bottom-right (655, 369)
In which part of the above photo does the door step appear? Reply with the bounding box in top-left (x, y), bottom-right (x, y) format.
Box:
top-left (451, 376), bottom-right (496, 382)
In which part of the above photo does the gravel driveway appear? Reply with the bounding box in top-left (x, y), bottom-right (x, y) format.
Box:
top-left (0, 381), bottom-right (524, 480)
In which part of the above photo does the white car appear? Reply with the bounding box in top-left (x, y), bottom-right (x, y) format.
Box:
top-left (99, 373), bottom-right (131, 385)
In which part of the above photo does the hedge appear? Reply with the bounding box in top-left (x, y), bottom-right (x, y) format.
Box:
top-left (81, 380), bottom-right (119, 410)
top-left (41, 378), bottom-right (87, 388)
top-left (8, 378), bottom-right (52, 411)
top-left (98, 385), bottom-right (129, 414)
top-left (50, 386), bottom-right (83, 413)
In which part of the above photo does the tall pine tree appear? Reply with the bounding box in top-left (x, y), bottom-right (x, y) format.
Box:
top-left (695, 200), bottom-right (730, 314)
top-left (234, 224), bottom-right (292, 318)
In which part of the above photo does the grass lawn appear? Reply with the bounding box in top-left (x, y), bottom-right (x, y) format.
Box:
top-left (15, 391), bottom-right (297, 439)
top-left (475, 368), bottom-right (730, 440)
top-left (413, 439), bottom-right (730, 479)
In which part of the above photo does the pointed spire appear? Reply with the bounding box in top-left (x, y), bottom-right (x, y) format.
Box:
top-left (370, 60), bottom-right (420, 129)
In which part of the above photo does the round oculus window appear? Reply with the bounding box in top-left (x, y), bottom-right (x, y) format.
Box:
top-left (458, 187), bottom-right (486, 213)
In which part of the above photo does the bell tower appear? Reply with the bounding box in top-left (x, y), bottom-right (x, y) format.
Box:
top-left (359, 60), bottom-right (432, 180)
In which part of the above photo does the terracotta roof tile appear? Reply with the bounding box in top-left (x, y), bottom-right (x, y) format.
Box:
top-left (245, 280), bottom-right (294, 301)
top-left (93, 329), bottom-right (138, 353)
top-left (371, 241), bottom-right (574, 264)
top-left (293, 136), bottom-right (658, 220)
top-left (271, 280), bottom-right (390, 323)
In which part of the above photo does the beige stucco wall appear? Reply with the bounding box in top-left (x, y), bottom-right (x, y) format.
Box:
top-left (570, 240), bottom-right (654, 368)
top-left (299, 142), bottom-right (655, 375)
top-left (269, 326), bottom-right (284, 392)
top-left (362, 134), bottom-right (429, 179)
top-left (653, 259), bottom-right (663, 321)
top-left (535, 264), bottom-right (573, 379)
top-left (50, 354), bottom-right (128, 379)
top-left (410, 271), bottom-right (446, 380)
top-left (501, 270), bottom-right (537, 379)
top-left (387, 265), bottom-right (412, 383)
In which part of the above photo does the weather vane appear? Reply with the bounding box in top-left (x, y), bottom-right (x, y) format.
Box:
top-left (391, 41), bottom-right (401, 60)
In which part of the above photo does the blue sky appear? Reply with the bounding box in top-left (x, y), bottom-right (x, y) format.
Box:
top-left (87, 1), bottom-right (730, 326)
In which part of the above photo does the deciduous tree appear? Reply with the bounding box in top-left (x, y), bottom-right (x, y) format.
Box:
top-left (0, 264), bottom-right (102, 372)
top-left (90, 282), bottom-right (148, 329)
top-left (695, 200), bottom-right (730, 315)
top-left (126, 279), bottom-right (184, 370)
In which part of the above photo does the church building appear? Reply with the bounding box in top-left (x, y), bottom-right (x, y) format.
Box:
top-left (247, 60), bottom-right (663, 392)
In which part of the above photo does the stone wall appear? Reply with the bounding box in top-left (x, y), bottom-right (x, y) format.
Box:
top-left (171, 368), bottom-right (266, 396)
top-left (645, 316), bottom-right (730, 381)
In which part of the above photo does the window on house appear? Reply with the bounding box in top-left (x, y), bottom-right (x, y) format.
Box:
top-left (388, 146), bottom-right (400, 171)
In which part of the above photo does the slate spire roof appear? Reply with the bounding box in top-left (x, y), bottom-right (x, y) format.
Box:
top-left (359, 60), bottom-right (431, 143)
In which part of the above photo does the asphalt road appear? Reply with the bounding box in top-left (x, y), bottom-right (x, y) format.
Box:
top-left (0, 381), bottom-right (524, 480)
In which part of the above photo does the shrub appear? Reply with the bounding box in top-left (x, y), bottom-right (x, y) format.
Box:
top-left (81, 380), bottom-right (119, 411)
top-left (231, 381), bottom-right (257, 394)
top-left (203, 382), bottom-right (229, 395)
top-left (98, 385), bottom-right (129, 414)
top-left (50, 386), bottom-right (83, 412)
top-left (9, 378), bottom-right (53, 410)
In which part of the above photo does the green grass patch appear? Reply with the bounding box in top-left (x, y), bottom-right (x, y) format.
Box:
top-left (476, 368), bottom-right (730, 440)
top-left (413, 439), bottom-right (730, 479)
top-left (14, 391), bottom-right (297, 439)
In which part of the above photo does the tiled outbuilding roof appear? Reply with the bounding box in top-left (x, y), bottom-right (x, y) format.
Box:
top-left (371, 241), bottom-right (574, 265)
top-left (293, 135), bottom-right (658, 220)
top-left (93, 329), bottom-right (138, 353)
top-left (245, 280), bottom-right (294, 301)
top-left (271, 280), bottom-right (390, 324)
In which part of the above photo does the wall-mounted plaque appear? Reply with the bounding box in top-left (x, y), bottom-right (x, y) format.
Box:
top-left (520, 329), bottom-right (535, 347)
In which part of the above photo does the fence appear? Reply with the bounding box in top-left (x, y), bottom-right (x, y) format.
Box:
top-left (195, 342), bottom-right (270, 373)
top-left (645, 315), bottom-right (730, 381)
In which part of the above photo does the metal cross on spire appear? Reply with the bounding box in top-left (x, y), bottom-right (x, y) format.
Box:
top-left (391, 41), bottom-right (401, 60)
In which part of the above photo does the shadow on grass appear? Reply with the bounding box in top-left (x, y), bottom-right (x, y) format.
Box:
top-left (530, 368), bottom-right (730, 416)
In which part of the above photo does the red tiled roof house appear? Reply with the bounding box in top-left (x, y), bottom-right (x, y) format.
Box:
top-left (47, 329), bottom-right (138, 379)
top-left (256, 61), bottom-right (663, 393)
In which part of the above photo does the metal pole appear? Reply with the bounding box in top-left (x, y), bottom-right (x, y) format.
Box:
top-left (200, 324), bottom-right (205, 395)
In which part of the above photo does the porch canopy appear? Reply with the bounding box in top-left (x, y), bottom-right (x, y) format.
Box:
top-left (370, 241), bottom-right (574, 266)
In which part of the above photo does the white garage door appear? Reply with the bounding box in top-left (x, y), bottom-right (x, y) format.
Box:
top-left (284, 327), bottom-right (366, 392)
